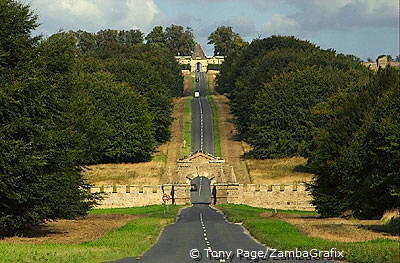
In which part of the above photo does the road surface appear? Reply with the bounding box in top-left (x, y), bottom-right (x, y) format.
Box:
top-left (192, 72), bottom-right (214, 155)
top-left (190, 176), bottom-right (211, 204)
top-left (108, 205), bottom-right (265, 263)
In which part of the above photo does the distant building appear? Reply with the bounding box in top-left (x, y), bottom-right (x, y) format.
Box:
top-left (362, 56), bottom-right (400, 71)
top-left (176, 43), bottom-right (224, 73)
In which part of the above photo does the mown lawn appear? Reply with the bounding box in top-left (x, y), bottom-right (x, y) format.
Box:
top-left (0, 205), bottom-right (180, 263)
top-left (207, 95), bottom-right (221, 157)
top-left (182, 96), bottom-right (192, 158)
top-left (217, 204), bottom-right (399, 263)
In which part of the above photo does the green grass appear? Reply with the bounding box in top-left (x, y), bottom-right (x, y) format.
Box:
top-left (184, 74), bottom-right (195, 96)
top-left (182, 96), bottom-right (192, 157)
top-left (205, 74), bottom-right (215, 95)
top-left (0, 205), bottom-right (180, 263)
top-left (152, 151), bottom-right (167, 163)
top-left (207, 95), bottom-right (221, 157)
top-left (217, 204), bottom-right (399, 263)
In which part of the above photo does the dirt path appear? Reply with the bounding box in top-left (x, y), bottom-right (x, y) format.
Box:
top-left (213, 95), bottom-right (251, 183)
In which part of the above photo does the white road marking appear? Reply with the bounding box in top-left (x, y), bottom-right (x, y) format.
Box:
top-left (199, 177), bottom-right (203, 196)
top-left (200, 212), bottom-right (213, 252)
top-left (199, 98), bottom-right (204, 151)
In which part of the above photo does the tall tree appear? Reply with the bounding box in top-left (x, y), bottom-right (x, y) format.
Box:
top-left (118, 29), bottom-right (144, 45)
top-left (146, 26), bottom-right (167, 45)
top-left (0, 0), bottom-right (38, 70)
top-left (208, 26), bottom-right (247, 56)
top-left (165, 24), bottom-right (195, 56)
top-left (0, 20), bottom-right (99, 236)
top-left (73, 30), bottom-right (97, 53)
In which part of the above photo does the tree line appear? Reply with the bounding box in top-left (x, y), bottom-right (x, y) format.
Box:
top-left (73, 24), bottom-right (196, 57)
top-left (217, 35), bottom-right (399, 219)
top-left (0, 0), bottom-right (184, 236)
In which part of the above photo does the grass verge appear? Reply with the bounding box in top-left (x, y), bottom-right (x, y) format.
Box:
top-left (182, 96), bottom-right (192, 158)
top-left (207, 95), bottom-right (221, 157)
top-left (217, 204), bottom-right (399, 263)
top-left (0, 205), bottom-right (180, 263)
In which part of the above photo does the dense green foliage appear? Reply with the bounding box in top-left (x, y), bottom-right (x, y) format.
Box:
top-left (308, 68), bottom-right (400, 218)
top-left (145, 25), bottom-right (195, 56)
top-left (0, 1), bottom-right (98, 236)
top-left (0, 0), bottom-right (183, 236)
top-left (208, 26), bottom-right (247, 56)
top-left (217, 35), bottom-right (399, 218)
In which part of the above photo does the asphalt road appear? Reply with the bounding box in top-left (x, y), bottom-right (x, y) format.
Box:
top-left (108, 205), bottom-right (266, 263)
top-left (108, 205), bottom-right (338, 263)
top-left (192, 72), bottom-right (214, 155)
top-left (190, 176), bottom-right (212, 204)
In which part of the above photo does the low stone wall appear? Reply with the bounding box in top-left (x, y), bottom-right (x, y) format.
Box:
top-left (90, 183), bottom-right (314, 210)
top-left (90, 184), bottom-right (190, 208)
top-left (213, 183), bottom-right (314, 211)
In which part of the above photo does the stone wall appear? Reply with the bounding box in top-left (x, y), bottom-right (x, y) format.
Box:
top-left (90, 184), bottom-right (190, 208)
top-left (213, 183), bottom-right (314, 211)
top-left (90, 183), bottom-right (314, 211)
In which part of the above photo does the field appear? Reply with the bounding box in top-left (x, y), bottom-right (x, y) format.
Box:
top-left (83, 151), bottom-right (166, 186)
top-left (205, 73), bottom-right (222, 157)
top-left (244, 156), bottom-right (314, 184)
top-left (182, 96), bottom-right (193, 158)
top-left (0, 205), bottom-right (180, 263)
top-left (218, 204), bottom-right (399, 263)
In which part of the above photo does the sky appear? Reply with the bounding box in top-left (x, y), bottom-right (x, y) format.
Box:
top-left (22, 0), bottom-right (399, 60)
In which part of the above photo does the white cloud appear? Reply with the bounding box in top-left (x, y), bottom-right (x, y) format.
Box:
top-left (197, 16), bottom-right (256, 38)
top-left (28, 0), bottom-right (160, 33)
top-left (262, 14), bottom-right (300, 36)
top-left (289, 0), bottom-right (398, 30)
top-left (261, 0), bottom-right (398, 37)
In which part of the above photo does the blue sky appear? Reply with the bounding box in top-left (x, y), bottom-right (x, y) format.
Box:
top-left (24, 0), bottom-right (399, 60)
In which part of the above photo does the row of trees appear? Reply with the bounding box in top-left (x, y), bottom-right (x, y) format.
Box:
top-left (0, 0), bottom-right (183, 236)
top-left (73, 25), bottom-right (196, 56)
top-left (217, 35), bottom-right (399, 218)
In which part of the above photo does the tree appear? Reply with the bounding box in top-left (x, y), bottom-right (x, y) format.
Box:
top-left (146, 26), bottom-right (167, 45)
top-left (165, 24), bottom-right (195, 56)
top-left (96, 29), bottom-right (119, 48)
top-left (248, 67), bottom-right (367, 158)
top-left (307, 68), bottom-right (399, 218)
top-left (73, 30), bottom-right (97, 53)
top-left (0, 27), bottom-right (99, 235)
top-left (73, 72), bottom-right (156, 163)
top-left (118, 29), bottom-right (144, 45)
top-left (0, 0), bottom-right (39, 70)
top-left (208, 26), bottom-right (247, 56)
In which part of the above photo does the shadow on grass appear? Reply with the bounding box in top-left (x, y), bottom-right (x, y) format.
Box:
top-left (362, 218), bottom-right (400, 236)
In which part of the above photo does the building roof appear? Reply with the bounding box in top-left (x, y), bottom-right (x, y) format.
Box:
top-left (192, 43), bottom-right (207, 60)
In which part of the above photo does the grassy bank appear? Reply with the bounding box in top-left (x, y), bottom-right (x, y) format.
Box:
top-left (207, 95), bottom-right (221, 157)
top-left (0, 205), bottom-right (180, 263)
top-left (217, 204), bottom-right (399, 263)
top-left (182, 96), bottom-right (192, 157)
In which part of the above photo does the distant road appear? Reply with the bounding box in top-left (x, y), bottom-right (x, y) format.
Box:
top-left (191, 72), bottom-right (214, 155)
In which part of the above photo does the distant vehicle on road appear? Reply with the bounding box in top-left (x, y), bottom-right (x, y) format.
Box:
top-left (194, 91), bottom-right (200, 98)
top-left (190, 184), bottom-right (198, 192)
